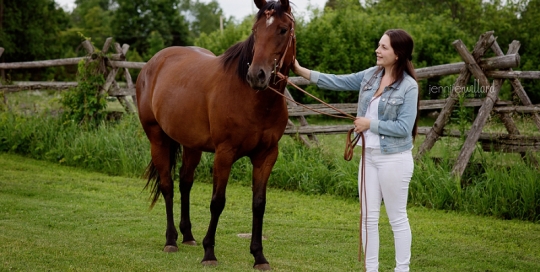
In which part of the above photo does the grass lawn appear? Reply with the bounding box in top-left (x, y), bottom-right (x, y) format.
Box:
top-left (1, 153), bottom-right (540, 271)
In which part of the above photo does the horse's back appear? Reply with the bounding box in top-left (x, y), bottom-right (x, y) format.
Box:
top-left (137, 46), bottom-right (215, 94)
top-left (136, 46), bottom-right (220, 150)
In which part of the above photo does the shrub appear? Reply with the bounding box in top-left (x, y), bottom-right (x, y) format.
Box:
top-left (60, 56), bottom-right (107, 127)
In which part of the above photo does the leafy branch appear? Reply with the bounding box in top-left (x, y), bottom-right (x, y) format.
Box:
top-left (61, 49), bottom-right (107, 127)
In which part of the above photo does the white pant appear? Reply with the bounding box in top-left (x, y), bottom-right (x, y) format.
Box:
top-left (358, 148), bottom-right (413, 272)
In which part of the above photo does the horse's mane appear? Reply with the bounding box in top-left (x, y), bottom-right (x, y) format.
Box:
top-left (220, 1), bottom-right (290, 82)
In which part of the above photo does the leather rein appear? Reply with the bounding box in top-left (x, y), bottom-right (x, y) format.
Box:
top-left (265, 10), bottom-right (365, 161)
top-left (263, 10), bottom-right (368, 268)
top-left (269, 71), bottom-right (369, 266)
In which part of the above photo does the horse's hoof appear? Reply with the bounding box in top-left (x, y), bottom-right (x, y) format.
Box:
top-left (254, 263), bottom-right (271, 270)
top-left (182, 240), bottom-right (197, 246)
top-left (163, 245), bottom-right (178, 252)
top-left (201, 260), bottom-right (218, 266)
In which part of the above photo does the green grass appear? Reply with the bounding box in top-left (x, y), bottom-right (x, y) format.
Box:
top-left (1, 153), bottom-right (540, 271)
top-left (1, 90), bottom-right (540, 224)
top-left (1, 90), bottom-right (63, 115)
top-left (1, 89), bottom-right (129, 115)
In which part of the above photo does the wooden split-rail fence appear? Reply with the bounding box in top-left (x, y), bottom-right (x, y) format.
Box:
top-left (1, 31), bottom-right (540, 178)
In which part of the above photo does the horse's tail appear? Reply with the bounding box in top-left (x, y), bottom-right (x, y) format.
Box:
top-left (143, 141), bottom-right (181, 209)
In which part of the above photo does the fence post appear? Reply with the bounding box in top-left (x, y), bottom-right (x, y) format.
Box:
top-left (415, 31), bottom-right (495, 160)
top-left (0, 47), bottom-right (4, 84)
top-left (490, 40), bottom-right (539, 167)
top-left (102, 37), bottom-right (113, 54)
top-left (284, 88), bottom-right (318, 146)
top-left (0, 47), bottom-right (5, 108)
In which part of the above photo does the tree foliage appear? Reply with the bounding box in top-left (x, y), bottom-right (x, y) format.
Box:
top-left (61, 55), bottom-right (107, 126)
top-left (513, 0), bottom-right (540, 102)
top-left (194, 17), bottom-right (253, 56)
top-left (180, 0), bottom-right (233, 38)
top-left (191, 0), bottom-right (540, 103)
top-left (324, 0), bottom-right (362, 10)
top-left (0, 0), bottom-right (69, 62)
top-left (363, 0), bottom-right (539, 102)
top-left (111, 0), bottom-right (191, 58)
top-left (1, 0), bottom-right (540, 102)
top-left (143, 31), bottom-right (166, 60)
top-left (70, 0), bottom-right (113, 47)
top-left (293, 5), bottom-right (471, 103)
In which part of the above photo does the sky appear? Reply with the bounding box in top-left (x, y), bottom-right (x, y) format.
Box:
top-left (54, 0), bottom-right (329, 21)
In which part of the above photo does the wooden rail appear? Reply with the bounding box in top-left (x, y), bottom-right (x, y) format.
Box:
top-left (416, 127), bottom-right (540, 153)
top-left (0, 57), bottom-right (84, 69)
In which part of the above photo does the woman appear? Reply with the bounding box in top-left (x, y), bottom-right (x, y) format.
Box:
top-left (293, 29), bottom-right (419, 272)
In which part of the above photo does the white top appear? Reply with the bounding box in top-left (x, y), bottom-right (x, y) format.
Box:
top-left (358, 96), bottom-right (381, 148)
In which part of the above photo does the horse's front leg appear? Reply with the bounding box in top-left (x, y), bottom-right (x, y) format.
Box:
top-left (249, 146), bottom-right (279, 271)
top-left (201, 150), bottom-right (235, 266)
top-left (179, 147), bottom-right (202, 246)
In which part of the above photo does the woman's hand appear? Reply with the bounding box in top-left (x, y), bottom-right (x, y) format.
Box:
top-left (292, 59), bottom-right (300, 73)
top-left (354, 117), bottom-right (371, 133)
top-left (292, 59), bottom-right (311, 80)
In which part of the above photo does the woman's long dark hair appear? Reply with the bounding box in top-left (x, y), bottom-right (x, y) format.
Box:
top-left (385, 29), bottom-right (419, 140)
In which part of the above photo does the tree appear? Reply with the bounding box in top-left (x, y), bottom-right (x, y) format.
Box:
top-left (143, 31), bottom-right (166, 61)
top-left (294, 6), bottom-right (471, 103)
top-left (111, 0), bottom-right (191, 57)
top-left (0, 0), bottom-right (70, 62)
top-left (70, 0), bottom-right (113, 47)
top-left (514, 0), bottom-right (540, 103)
top-left (324, 0), bottom-right (362, 10)
top-left (368, 0), bottom-right (484, 36)
top-left (180, 0), bottom-right (232, 38)
top-left (194, 17), bottom-right (252, 55)
top-left (0, 0), bottom-right (71, 81)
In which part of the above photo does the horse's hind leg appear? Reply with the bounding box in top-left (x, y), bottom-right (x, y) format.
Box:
top-left (179, 147), bottom-right (202, 246)
top-left (145, 125), bottom-right (180, 252)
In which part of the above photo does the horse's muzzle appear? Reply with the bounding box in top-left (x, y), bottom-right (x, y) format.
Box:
top-left (246, 67), bottom-right (270, 91)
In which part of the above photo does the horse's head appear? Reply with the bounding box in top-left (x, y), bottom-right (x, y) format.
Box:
top-left (247, 0), bottom-right (296, 91)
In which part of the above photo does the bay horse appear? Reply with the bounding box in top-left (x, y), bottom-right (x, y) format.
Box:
top-left (135, 0), bottom-right (295, 270)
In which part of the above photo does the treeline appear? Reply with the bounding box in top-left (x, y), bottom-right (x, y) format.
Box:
top-left (0, 0), bottom-right (231, 81)
top-left (197, 0), bottom-right (540, 103)
top-left (1, 0), bottom-right (539, 102)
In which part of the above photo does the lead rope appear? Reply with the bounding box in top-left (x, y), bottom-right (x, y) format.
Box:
top-left (265, 11), bottom-right (368, 268)
top-left (267, 72), bottom-right (368, 271)
top-left (359, 135), bottom-right (367, 269)
top-left (348, 128), bottom-right (367, 269)
top-left (269, 73), bottom-right (363, 162)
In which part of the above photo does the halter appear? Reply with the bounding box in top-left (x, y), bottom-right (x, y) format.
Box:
top-left (277, 12), bottom-right (296, 72)
top-left (247, 10), bottom-right (295, 85)
top-left (268, 11), bottom-right (296, 84)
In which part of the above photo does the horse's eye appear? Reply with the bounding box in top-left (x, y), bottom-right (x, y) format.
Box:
top-left (280, 28), bottom-right (287, 35)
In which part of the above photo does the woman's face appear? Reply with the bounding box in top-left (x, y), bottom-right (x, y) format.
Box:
top-left (375, 34), bottom-right (397, 69)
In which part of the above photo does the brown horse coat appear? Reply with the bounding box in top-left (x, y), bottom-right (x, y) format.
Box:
top-left (136, 0), bottom-right (295, 270)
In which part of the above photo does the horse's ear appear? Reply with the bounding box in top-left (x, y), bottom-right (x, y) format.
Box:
top-left (254, 0), bottom-right (267, 9)
top-left (280, 0), bottom-right (290, 11)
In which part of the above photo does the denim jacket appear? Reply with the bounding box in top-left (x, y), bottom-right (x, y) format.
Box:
top-left (310, 66), bottom-right (418, 154)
